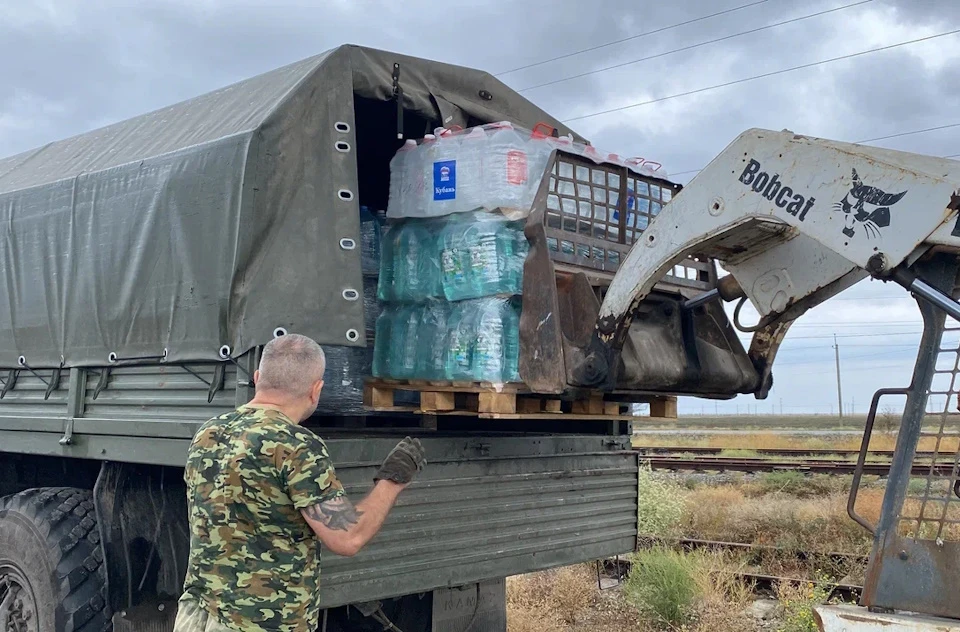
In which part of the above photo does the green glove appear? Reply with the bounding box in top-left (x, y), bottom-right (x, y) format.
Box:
top-left (375, 437), bottom-right (426, 485)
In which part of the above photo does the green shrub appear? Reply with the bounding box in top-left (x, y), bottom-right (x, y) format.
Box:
top-left (777, 572), bottom-right (834, 632)
top-left (623, 548), bottom-right (701, 625)
top-left (748, 472), bottom-right (851, 498)
top-left (637, 464), bottom-right (685, 537)
top-left (758, 470), bottom-right (807, 493)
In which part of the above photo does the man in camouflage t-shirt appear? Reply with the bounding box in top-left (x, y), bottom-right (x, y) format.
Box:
top-left (175, 334), bottom-right (426, 632)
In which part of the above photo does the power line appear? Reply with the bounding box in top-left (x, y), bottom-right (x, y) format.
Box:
top-left (770, 331), bottom-right (922, 340)
top-left (671, 128), bottom-right (960, 178)
top-left (778, 347), bottom-right (917, 365)
top-left (495, 0), bottom-right (774, 76)
top-left (829, 295), bottom-right (914, 301)
top-left (517, 0), bottom-right (874, 92)
top-left (790, 320), bottom-right (920, 327)
top-left (561, 28), bottom-right (960, 123)
top-left (856, 122), bottom-right (960, 144)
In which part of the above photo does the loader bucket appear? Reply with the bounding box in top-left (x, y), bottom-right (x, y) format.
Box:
top-left (517, 149), bottom-right (760, 397)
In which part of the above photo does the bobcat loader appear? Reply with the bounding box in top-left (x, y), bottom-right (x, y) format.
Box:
top-left (573, 128), bottom-right (960, 631)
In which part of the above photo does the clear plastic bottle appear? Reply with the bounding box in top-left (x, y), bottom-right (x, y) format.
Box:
top-left (359, 205), bottom-right (381, 275)
top-left (496, 219), bottom-right (526, 296)
top-left (388, 139), bottom-right (418, 218)
top-left (444, 301), bottom-right (474, 380)
top-left (471, 298), bottom-right (506, 382)
top-left (416, 301), bottom-right (449, 380)
top-left (428, 130), bottom-right (459, 218)
top-left (391, 221), bottom-right (438, 301)
top-left (467, 219), bottom-right (501, 299)
top-left (502, 298), bottom-right (521, 382)
top-left (372, 306), bottom-right (394, 377)
top-left (377, 223), bottom-right (399, 301)
top-left (388, 305), bottom-right (420, 379)
top-left (440, 213), bottom-right (502, 301)
top-left (484, 122), bottom-right (526, 210)
top-left (456, 126), bottom-right (486, 214)
top-left (440, 214), bottom-right (471, 301)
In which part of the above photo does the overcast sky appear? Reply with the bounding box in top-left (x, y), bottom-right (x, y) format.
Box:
top-left (2, 0), bottom-right (958, 416)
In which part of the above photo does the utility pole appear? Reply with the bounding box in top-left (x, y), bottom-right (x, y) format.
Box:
top-left (834, 334), bottom-right (844, 419)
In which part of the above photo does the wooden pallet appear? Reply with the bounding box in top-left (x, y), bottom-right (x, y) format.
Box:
top-left (363, 379), bottom-right (641, 419)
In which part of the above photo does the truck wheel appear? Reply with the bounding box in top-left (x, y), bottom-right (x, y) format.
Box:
top-left (0, 488), bottom-right (110, 632)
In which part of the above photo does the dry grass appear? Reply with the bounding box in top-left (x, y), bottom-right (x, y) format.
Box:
top-left (508, 556), bottom-right (758, 632)
top-left (681, 485), bottom-right (879, 557)
top-left (506, 564), bottom-right (646, 632)
top-left (694, 561), bottom-right (755, 631)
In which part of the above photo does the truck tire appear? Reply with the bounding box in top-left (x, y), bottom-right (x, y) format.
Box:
top-left (0, 488), bottom-right (110, 632)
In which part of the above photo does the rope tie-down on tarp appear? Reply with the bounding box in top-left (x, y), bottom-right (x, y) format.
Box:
top-left (0, 343), bottom-right (263, 404)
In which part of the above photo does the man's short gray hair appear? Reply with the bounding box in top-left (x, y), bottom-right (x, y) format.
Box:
top-left (257, 334), bottom-right (326, 395)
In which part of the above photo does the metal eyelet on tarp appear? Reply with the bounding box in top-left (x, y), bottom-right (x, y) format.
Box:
top-left (273, 327), bottom-right (287, 338)
top-left (339, 238), bottom-right (356, 250)
top-left (334, 121), bottom-right (351, 133)
top-left (345, 329), bottom-right (359, 342)
top-left (342, 288), bottom-right (359, 301)
top-left (338, 189), bottom-right (354, 201)
top-left (219, 345), bottom-right (231, 359)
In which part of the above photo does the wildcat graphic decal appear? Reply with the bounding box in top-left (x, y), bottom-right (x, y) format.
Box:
top-left (832, 169), bottom-right (907, 239)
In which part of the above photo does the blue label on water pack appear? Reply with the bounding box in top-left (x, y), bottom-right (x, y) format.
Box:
top-left (433, 160), bottom-right (457, 201)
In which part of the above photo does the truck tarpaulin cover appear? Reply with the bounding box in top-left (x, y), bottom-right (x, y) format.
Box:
top-left (0, 45), bottom-right (577, 368)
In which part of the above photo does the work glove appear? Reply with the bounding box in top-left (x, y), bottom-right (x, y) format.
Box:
top-left (375, 436), bottom-right (426, 485)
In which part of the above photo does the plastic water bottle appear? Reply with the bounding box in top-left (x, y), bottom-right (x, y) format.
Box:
top-left (440, 214), bottom-right (501, 301)
top-left (416, 301), bottom-right (449, 380)
top-left (471, 298), bottom-right (506, 382)
top-left (388, 139), bottom-right (418, 218)
top-left (377, 223), bottom-right (399, 301)
top-left (359, 205), bottom-right (381, 275)
top-left (513, 224), bottom-right (529, 292)
top-left (392, 221), bottom-right (439, 301)
top-left (440, 215), bottom-right (471, 301)
top-left (388, 305), bottom-right (420, 379)
top-left (417, 220), bottom-right (442, 299)
top-left (428, 130), bottom-right (459, 217)
top-left (372, 307), bottom-right (393, 377)
top-left (456, 126), bottom-right (486, 214)
top-left (502, 299), bottom-right (521, 382)
top-left (468, 219), bottom-right (501, 298)
top-left (495, 220), bottom-right (527, 296)
top-left (444, 301), bottom-right (474, 380)
top-left (485, 122), bottom-right (527, 211)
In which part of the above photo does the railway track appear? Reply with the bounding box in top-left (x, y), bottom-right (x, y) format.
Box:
top-left (638, 454), bottom-right (957, 476)
top-left (602, 537), bottom-right (866, 600)
top-left (634, 446), bottom-right (901, 458)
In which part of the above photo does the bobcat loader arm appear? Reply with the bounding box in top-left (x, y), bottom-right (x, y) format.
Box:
top-left (572, 128), bottom-right (960, 394)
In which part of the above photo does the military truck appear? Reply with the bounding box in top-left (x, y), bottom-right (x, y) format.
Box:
top-left (0, 45), bottom-right (755, 632)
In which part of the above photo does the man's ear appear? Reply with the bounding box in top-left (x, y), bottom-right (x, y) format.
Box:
top-left (311, 379), bottom-right (324, 402)
top-left (253, 369), bottom-right (261, 385)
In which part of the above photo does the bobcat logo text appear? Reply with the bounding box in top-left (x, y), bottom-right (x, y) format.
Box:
top-left (739, 159), bottom-right (815, 221)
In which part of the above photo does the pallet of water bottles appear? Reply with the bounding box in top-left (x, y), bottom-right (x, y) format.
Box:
top-left (362, 378), bottom-right (650, 420)
top-left (366, 121), bottom-right (671, 419)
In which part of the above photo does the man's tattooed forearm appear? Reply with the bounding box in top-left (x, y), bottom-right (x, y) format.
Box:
top-left (304, 496), bottom-right (363, 531)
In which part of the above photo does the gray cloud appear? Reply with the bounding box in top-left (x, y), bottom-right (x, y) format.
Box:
top-left (1, 0), bottom-right (956, 414)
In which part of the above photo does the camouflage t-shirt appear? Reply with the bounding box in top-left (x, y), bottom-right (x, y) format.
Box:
top-left (181, 405), bottom-right (345, 631)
